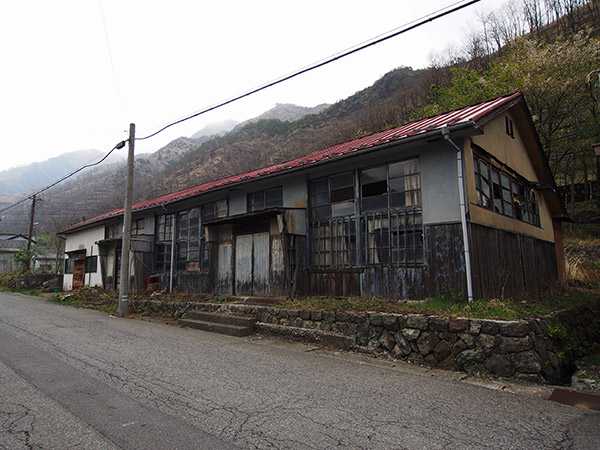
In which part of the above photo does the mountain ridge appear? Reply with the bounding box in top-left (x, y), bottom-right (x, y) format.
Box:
top-left (0, 149), bottom-right (125, 198)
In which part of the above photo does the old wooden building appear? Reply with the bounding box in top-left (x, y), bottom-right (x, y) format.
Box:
top-left (60, 93), bottom-right (565, 300)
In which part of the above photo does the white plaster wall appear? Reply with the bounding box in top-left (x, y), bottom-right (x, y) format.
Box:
top-left (63, 226), bottom-right (105, 291)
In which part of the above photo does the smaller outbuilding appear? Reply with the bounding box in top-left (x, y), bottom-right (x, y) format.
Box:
top-left (59, 93), bottom-right (565, 301)
top-left (0, 233), bottom-right (57, 273)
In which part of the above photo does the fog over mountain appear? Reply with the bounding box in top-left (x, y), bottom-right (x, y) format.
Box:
top-left (0, 149), bottom-right (125, 198)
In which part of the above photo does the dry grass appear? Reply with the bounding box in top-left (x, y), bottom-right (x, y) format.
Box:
top-left (563, 236), bottom-right (600, 285)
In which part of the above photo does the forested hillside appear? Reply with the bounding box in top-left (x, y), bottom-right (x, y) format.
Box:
top-left (0, 0), bottom-right (597, 236)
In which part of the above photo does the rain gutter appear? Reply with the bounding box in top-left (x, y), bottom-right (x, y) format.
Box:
top-left (441, 126), bottom-right (474, 303)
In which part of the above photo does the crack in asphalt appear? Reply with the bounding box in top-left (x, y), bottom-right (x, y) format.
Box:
top-left (1, 297), bottom-right (599, 449)
top-left (0, 402), bottom-right (38, 450)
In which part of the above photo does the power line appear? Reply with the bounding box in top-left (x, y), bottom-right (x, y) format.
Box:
top-left (136, 0), bottom-right (480, 141)
top-left (98, 0), bottom-right (124, 113)
top-left (1, 1), bottom-right (480, 217)
top-left (0, 142), bottom-right (126, 215)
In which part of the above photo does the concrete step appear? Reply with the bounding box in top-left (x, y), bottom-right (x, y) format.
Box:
top-left (184, 311), bottom-right (257, 327)
top-left (228, 296), bottom-right (283, 306)
top-left (178, 318), bottom-right (254, 337)
top-left (255, 323), bottom-right (355, 351)
top-left (179, 311), bottom-right (256, 337)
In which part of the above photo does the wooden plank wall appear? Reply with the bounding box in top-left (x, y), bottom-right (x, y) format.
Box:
top-left (305, 223), bottom-right (466, 300)
top-left (423, 223), bottom-right (466, 299)
top-left (308, 270), bottom-right (362, 297)
top-left (469, 223), bottom-right (558, 299)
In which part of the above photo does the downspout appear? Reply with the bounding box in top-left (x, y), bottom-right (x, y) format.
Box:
top-left (441, 127), bottom-right (474, 303)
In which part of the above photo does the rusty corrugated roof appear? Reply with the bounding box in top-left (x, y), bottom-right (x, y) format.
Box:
top-left (60, 93), bottom-right (523, 233)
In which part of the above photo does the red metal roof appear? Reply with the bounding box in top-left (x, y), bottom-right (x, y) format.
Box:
top-left (61, 93), bottom-right (523, 233)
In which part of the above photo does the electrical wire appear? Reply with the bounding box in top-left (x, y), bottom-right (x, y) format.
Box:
top-left (99, 0), bottom-right (124, 113)
top-left (0, 141), bottom-right (126, 215)
top-left (135, 0), bottom-right (480, 141)
top-left (1, 0), bottom-right (480, 217)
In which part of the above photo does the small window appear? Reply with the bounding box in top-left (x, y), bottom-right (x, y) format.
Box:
top-left (202, 199), bottom-right (228, 221)
top-left (310, 172), bottom-right (355, 219)
top-left (248, 187), bottom-right (283, 212)
top-left (105, 224), bottom-right (121, 239)
top-left (505, 116), bottom-right (514, 138)
top-left (156, 214), bottom-right (173, 242)
top-left (155, 243), bottom-right (171, 272)
top-left (65, 259), bottom-right (74, 274)
top-left (131, 218), bottom-right (145, 236)
top-left (85, 256), bottom-right (97, 273)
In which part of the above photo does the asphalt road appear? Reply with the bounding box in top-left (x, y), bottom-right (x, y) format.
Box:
top-left (0, 292), bottom-right (598, 449)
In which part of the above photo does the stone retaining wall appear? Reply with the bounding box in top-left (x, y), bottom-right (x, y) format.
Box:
top-left (12, 274), bottom-right (61, 290)
top-left (130, 299), bottom-right (600, 385)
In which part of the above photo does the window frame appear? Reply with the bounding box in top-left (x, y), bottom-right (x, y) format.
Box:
top-left (309, 157), bottom-right (424, 269)
top-left (248, 186), bottom-right (283, 212)
top-left (310, 171), bottom-right (355, 220)
top-left (85, 255), bottom-right (98, 273)
top-left (131, 218), bottom-right (145, 236)
top-left (176, 208), bottom-right (200, 272)
top-left (155, 214), bottom-right (174, 272)
top-left (105, 224), bottom-right (121, 239)
top-left (473, 148), bottom-right (540, 227)
top-left (361, 158), bottom-right (422, 213)
top-left (65, 259), bottom-right (74, 274)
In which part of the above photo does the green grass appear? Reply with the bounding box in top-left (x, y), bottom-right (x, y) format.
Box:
top-left (279, 285), bottom-right (599, 320)
top-left (49, 287), bottom-right (117, 314)
top-left (38, 282), bottom-right (600, 321)
top-left (279, 296), bottom-right (391, 312)
top-left (0, 286), bottom-right (41, 296)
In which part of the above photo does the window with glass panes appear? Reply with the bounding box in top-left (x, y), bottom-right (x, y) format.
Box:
top-left (202, 199), bottom-right (227, 221)
top-left (105, 224), bottom-right (121, 239)
top-left (360, 158), bottom-right (423, 266)
top-left (200, 199), bottom-right (227, 267)
top-left (309, 159), bottom-right (424, 269)
top-left (309, 172), bottom-right (357, 268)
top-left (473, 151), bottom-right (540, 226)
top-left (310, 172), bottom-right (355, 219)
top-left (131, 218), bottom-right (145, 236)
top-left (361, 159), bottom-right (421, 212)
top-left (155, 214), bottom-right (173, 272)
top-left (176, 208), bottom-right (200, 271)
top-left (248, 187), bottom-right (282, 212)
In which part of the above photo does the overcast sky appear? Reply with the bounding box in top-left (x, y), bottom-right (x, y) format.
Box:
top-left (1, 0), bottom-right (495, 170)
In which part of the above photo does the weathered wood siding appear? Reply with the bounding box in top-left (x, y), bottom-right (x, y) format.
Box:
top-left (132, 251), bottom-right (154, 291)
top-left (308, 270), bottom-right (362, 297)
top-left (469, 223), bottom-right (558, 299)
top-left (215, 241), bottom-right (232, 295)
top-left (305, 223), bottom-right (466, 300)
top-left (269, 234), bottom-right (287, 297)
top-left (423, 223), bottom-right (466, 298)
top-left (174, 272), bottom-right (211, 293)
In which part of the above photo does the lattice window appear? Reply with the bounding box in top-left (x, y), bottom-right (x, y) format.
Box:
top-left (155, 214), bottom-right (174, 272)
top-left (361, 209), bottom-right (423, 266)
top-left (309, 158), bottom-right (424, 269)
top-left (310, 216), bottom-right (357, 268)
top-left (474, 151), bottom-right (540, 226)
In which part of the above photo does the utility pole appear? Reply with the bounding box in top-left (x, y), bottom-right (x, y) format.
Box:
top-left (26, 194), bottom-right (37, 271)
top-left (118, 123), bottom-right (135, 317)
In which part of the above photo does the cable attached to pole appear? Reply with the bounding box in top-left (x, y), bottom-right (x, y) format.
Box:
top-left (135, 0), bottom-right (480, 142)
